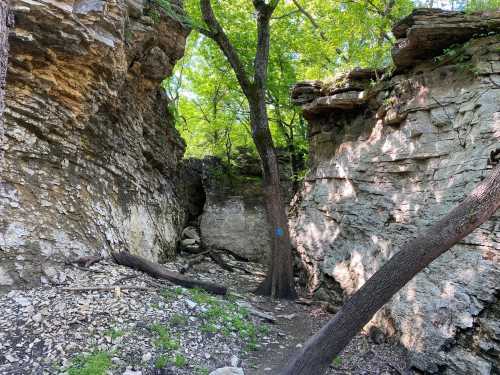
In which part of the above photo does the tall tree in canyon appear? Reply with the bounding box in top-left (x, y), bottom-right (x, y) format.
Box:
top-left (281, 157), bottom-right (500, 374)
top-left (192, 0), bottom-right (295, 298)
top-left (160, 0), bottom-right (413, 298)
top-left (0, 0), bottom-right (9, 170)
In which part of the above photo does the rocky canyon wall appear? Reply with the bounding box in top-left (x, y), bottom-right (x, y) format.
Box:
top-left (292, 9), bottom-right (500, 375)
top-left (0, 0), bottom-right (190, 288)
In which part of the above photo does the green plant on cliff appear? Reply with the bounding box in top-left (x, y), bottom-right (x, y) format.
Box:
top-left (465, 0), bottom-right (500, 11)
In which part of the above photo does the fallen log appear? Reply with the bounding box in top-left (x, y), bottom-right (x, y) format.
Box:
top-left (209, 251), bottom-right (235, 272)
top-left (112, 252), bottom-right (227, 295)
top-left (66, 255), bottom-right (104, 268)
top-left (62, 285), bottom-right (150, 292)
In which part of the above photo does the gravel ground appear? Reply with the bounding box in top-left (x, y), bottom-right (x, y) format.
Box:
top-left (0, 256), bottom-right (411, 375)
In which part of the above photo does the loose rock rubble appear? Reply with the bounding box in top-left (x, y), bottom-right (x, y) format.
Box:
top-left (0, 259), bottom-right (274, 375)
top-left (0, 256), bottom-right (410, 375)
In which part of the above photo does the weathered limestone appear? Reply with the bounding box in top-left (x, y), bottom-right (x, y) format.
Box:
top-left (0, 0), bottom-right (189, 287)
top-left (392, 8), bottom-right (500, 68)
top-left (292, 9), bottom-right (500, 374)
top-left (199, 158), bottom-right (272, 263)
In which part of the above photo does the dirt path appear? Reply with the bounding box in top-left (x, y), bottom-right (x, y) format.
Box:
top-left (241, 299), bottom-right (409, 375)
top-left (195, 255), bottom-right (411, 374)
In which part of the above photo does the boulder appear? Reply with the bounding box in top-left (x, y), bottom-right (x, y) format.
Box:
top-left (302, 91), bottom-right (367, 114)
top-left (182, 226), bottom-right (201, 242)
top-left (209, 368), bottom-right (244, 375)
top-left (200, 196), bottom-right (271, 263)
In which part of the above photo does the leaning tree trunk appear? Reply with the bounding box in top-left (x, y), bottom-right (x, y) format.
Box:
top-left (0, 0), bottom-right (9, 169)
top-left (281, 161), bottom-right (500, 375)
top-left (250, 94), bottom-right (296, 300)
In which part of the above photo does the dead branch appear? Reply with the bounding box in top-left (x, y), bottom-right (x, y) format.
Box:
top-left (112, 252), bottom-right (227, 295)
top-left (209, 251), bottom-right (234, 272)
top-left (62, 286), bottom-right (151, 292)
top-left (66, 255), bottom-right (104, 268)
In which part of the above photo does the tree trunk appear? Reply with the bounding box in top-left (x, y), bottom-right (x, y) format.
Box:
top-left (112, 252), bottom-right (227, 295)
top-left (250, 94), bottom-right (296, 300)
top-left (281, 163), bottom-right (500, 375)
top-left (197, 0), bottom-right (295, 299)
top-left (0, 1), bottom-right (9, 169)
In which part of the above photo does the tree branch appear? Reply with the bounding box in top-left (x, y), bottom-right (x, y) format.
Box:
top-left (199, 0), bottom-right (254, 96)
top-left (291, 0), bottom-right (327, 41)
top-left (253, 0), bottom-right (278, 93)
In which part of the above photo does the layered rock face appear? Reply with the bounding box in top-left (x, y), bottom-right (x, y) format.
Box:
top-left (0, 0), bottom-right (189, 287)
top-left (292, 9), bottom-right (500, 374)
top-left (199, 157), bottom-right (271, 263)
top-left (199, 152), bottom-right (298, 263)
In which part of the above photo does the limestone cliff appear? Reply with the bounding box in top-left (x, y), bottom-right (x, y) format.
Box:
top-left (292, 9), bottom-right (500, 374)
top-left (0, 0), bottom-right (189, 287)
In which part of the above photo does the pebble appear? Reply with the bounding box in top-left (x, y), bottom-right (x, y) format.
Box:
top-left (230, 355), bottom-right (239, 367)
top-left (209, 367), bottom-right (244, 375)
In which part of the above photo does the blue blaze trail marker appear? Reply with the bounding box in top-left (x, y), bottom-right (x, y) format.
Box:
top-left (275, 227), bottom-right (284, 237)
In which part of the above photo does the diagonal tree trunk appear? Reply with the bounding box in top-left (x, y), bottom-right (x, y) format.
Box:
top-left (281, 159), bottom-right (500, 375)
top-left (0, 0), bottom-right (10, 170)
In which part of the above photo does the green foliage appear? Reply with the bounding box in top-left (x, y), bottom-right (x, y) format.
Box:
top-left (465, 0), bottom-right (500, 11)
top-left (155, 354), bottom-right (168, 369)
top-left (147, 8), bottom-right (161, 24)
top-left (103, 327), bottom-right (124, 340)
top-left (170, 313), bottom-right (188, 327)
top-left (150, 323), bottom-right (180, 350)
top-left (434, 41), bottom-right (481, 75)
top-left (332, 356), bottom-right (343, 367)
top-left (188, 289), bottom-right (269, 352)
top-left (167, 0), bottom-right (414, 172)
top-left (170, 354), bottom-right (188, 367)
top-left (195, 366), bottom-right (211, 375)
top-left (160, 287), bottom-right (181, 302)
top-left (190, 288), bottom-right (218, 305)
top-left (66, 351), bottom-right (112, 375)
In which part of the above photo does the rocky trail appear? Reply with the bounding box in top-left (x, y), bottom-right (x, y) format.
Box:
top-left (0, 254), bottom-right (410, 375)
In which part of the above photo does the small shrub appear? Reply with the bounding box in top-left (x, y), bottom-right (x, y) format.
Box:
top-left (104, 327), bottom-right (124, 340)
top-left (190, 288), bottom-right (217, 305)
top-left (170, 313), bottom-right (188, 327)
top-left (332, 356), bottom-right (343, 367)
top-left (67, 351), bottom-right (112, 375)
top-left (171, 354), bottom-right (187, 367)
top-left (195, 367), bottom-right (210, 375)
top-left (155, 355), bottom-right (168, 369)
top-left (465, 0), bottom-right (500, 12)
top-left (150, 323), bottom-right (180, 351)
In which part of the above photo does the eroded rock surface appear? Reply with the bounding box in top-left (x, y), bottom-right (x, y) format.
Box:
top-left (0, 0), bottom-right (189, 287)
top-left (392, 8), bottom-right (500, 68)
top-left (291, 9), bottom-right (500, 374)
top-left (199, 158), bottom-right (272, 263)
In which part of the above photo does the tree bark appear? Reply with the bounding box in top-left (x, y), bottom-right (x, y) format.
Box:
top-left (0, 0), bottom-right (9, 170)
top-left (249, 94), bottom-right (296, 299)
top-left (198, 0), bottom-right (296, 299)
top-left (112, 252), bottom-right (227, 295)
top-left (281, 162), bottom-right (500, 375)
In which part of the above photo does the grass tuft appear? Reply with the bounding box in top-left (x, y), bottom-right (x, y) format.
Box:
top-left (67, 351), bottom-right (112, 375)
